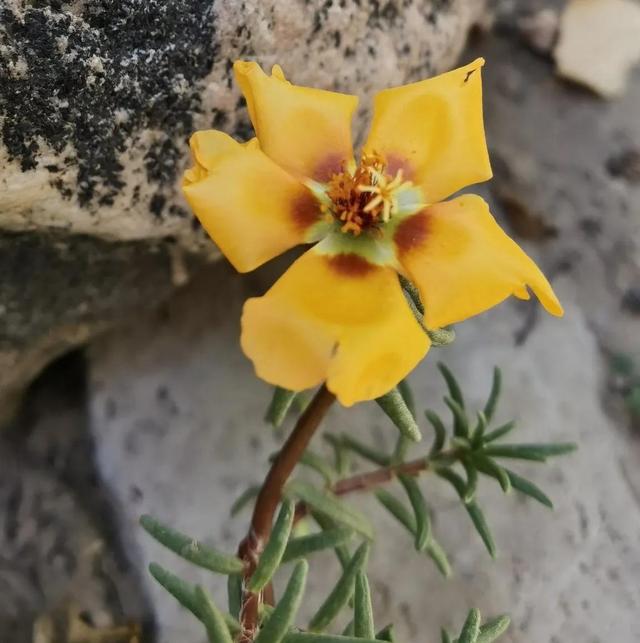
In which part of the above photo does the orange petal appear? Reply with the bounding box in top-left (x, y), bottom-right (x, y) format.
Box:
top-left (363, 58), bottom-right (492, 203)
top-left (234, 61), bottom-right (358, 182)
top-left (183, 130), bottom-right (322, 273)
top-left (241, 249), bottom-right (430, 406)
top-left (394, 194), bottom-right (563, 329)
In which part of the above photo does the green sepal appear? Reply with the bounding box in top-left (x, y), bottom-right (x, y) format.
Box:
top-left (354, 571), bottom-right (375, 639)
top-left (376, 387), bottom-right (422, 442)
top-left (375, 624), bottom-right (396, 642)
top-left (140, 515), bottom-right (244, 574)
top-left (248, 499), bottom-right (295, 592)
top-left (458, 608), bottom-right (481, 643)
top-left (230, 485), bottom-right (261, 516)
top-left (265, 387), bottom-right (298, 428)
top-left (477, 615), bottom-right (511, 642)
top-left (254, 560), bottom-right (308, 643)
top-left (483, 367), bottom-right (502, 424)
top-left (481, 421), bottom-right (516, 444)
top-left (195, 585), bottom-right (234, 643)
top-left (282, 528), bottom-right (354, 564)
top-left (399, 274), bottom-right (424, 315)
top-left (482, 442), bottom-right (577, 462)
top-left (436, 469), bottom-right (496, 558)
top-left (308, 543), bottom-right (369, 632)
top-left (426, 410), bottom-right (447, 455)
top-left (427, 327), bottom-right (456, 346)
top-left (286, 481), bottom-right (374, 540)
top-left (397, 378), bottom-right (416, 419)
top-left (398, 474), bottom-right (431, 550)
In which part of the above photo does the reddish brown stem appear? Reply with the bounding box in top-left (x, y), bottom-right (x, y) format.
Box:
top-left (237, 385), bottom-right (335, 642)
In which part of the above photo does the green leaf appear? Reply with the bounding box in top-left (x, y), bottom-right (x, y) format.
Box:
top-left (444, 396), bottom-right (468, 438)
top-left (426, 410), bottom-right (447, 455)
top-left (311, 512), bottom-right (352, 570)
top-left (471, 455), bottom-right (511, 494)
top-left (471, 412), bottom-right (488, 447)
top-left (375, 624), bottom-right (396, 642)
top-left (286, 481), bottom-right (373, 540)
top-left (140, 515), bottom-right (244, 574)
top-left (374, 489), bottom-right (416, 534)
top-left (299, 450), bottom-right (336, 485)
top-left (441, 629), bottom-right (453, 643)
top-left (425, 539), bottom-right (451, 578)
top-left (286, 635), bottom-right (379, 643)
top-left (354, 571), bottom-right (375, 639)
top-left (461, 459), bottom-right (478, 503)
top-left (483, 367), bottom-right (502, 424)
top-left (282, 528), bottom-right (354, 563)
top-left (504, 469), bottom-right (553, 509)
top-left (339, 434), bottom-right (390, 467)
top-left (438, 363), bottom-right (465, 408)
top-left (324, 434), bottom-right (351, 477)
top-left (254, 560), bottom-right (308, 643)
top-left (458, 608), bottom-right (481, 643)
top-left (195, 586), bottom-right (234, 643)
top-left (376, 388), bottom-right (422, 442)
top-left (249, 500), bottom-right (295, 592)
top-left (481, 421), bottom-right (516, 445)
top-left (148, 563), bottom-right (240, 634)
top-left (230, 485), bottom-right (261, 516)
top-left (436, 469), bottom-right (496, 558)
top-left (477, 615), bottom-right (511, 642)
top-left (308, 543), bottom-right (369, 632)
top-left (227, 574), bottom-right (242, 620)
top-left (265, 387), bottom-right (298, 428)
top-left (482, 443), bottom-right (577, 462)
top-left (398, 474), bottom-right (431, 550)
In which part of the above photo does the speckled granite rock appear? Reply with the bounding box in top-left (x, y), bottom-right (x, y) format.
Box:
top-left (0, 0), bottom-right (486, 420)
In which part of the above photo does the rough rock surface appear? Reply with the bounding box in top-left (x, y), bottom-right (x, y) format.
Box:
top-left (0, 0), bottom-right (486, 419)
top-left (85, 16), bottom-right (640, 642)
top-left (0, 355), bottom-right (149, 641)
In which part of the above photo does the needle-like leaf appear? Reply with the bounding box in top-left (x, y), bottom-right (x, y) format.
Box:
top-left (354, 572), bottom-right (375, 639)
top-left (195, 586), bottom-right (234, 643)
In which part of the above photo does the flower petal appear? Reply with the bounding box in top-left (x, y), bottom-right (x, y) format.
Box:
top-left (234, 61), bottom-right (358, 182)
top-left (394, 194), bottom-right (564, 329)
top-left (241, 249), bottom-right (430, 406)
top-left (363, 58), bottom-right (492, 203)
top-left (183, 130), bottom-right (322, 273)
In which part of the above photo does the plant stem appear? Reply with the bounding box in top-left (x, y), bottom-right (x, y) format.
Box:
top-left (237, 385), bottom-right (335, 642)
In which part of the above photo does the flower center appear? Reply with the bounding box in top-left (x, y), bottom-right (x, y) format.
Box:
top-left (325, 153), bottom-right (411, 236)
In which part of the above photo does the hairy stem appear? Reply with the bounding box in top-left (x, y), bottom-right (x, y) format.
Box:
top-left (238, 385), bottom-right (335, 642)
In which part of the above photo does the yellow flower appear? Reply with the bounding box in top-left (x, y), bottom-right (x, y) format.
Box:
top-left (183, 59), bottom-right (563, 407)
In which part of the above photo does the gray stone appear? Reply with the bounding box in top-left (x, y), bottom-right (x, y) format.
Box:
top-left (0, 0), bottom-right (486, 420)
top-left (87, 260), bottom-right (640, 642)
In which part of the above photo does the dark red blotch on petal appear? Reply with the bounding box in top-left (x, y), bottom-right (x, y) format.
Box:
top-left (385, 154), bottom-right (415, 181)
top-left (394, 211), bottom-right (430, 255)
top-left (327, 253), bottom-right (376, 277)
top-left (291, 189), bottom-right (321, 231)
top-left (313, 153), bottom-right (347, 182)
